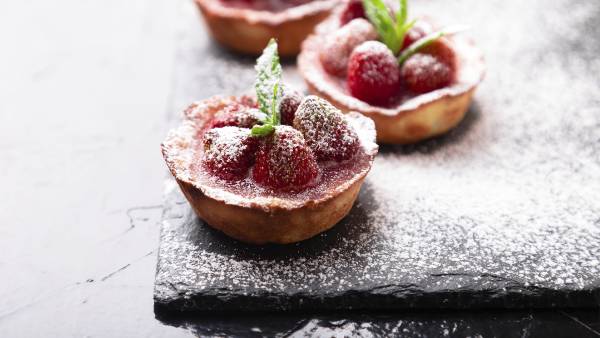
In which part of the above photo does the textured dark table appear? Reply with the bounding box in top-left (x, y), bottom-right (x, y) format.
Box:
top-left (2, 0), bottom-right (600, 337)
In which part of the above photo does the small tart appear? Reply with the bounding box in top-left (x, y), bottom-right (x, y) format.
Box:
top-left (298, 14), bottom-right (486, 144)
top-left (195, 0), bottom-right (340, 56)
top-left (161, 96), bottom-right (378, 244)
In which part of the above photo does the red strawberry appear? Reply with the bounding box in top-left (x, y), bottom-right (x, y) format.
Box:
top-left (320, 18), bottom-right (377, 76)
top-left (202, 127), bottom-right (259, 181)
top-left (421, 38), bottom-right (457, 68)
top-left (293, 95), bottom-right (360, 162)
top-left (209, 107), bottom-right (265, 129)
top-left (340, 0), bottom-right (365, 25)
top-left (400, 38), bottom-right (456, 94)
top-left (252, 126), bottom-right (319, 192)
top-left (347, 40), bottom-right (401, 106)
top-left (401, 20), bottom-right (433, 50)
top-left (279, 87), bottom-right (303, 126)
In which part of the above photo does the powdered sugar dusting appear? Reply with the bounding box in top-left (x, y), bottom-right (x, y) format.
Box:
top-left (319, 18), bottom-right (377, 76)
top-left (252, 125), bottom-right (319, 192)
top-left (210, 106), bottom-right (265, 129)
top-left (294, 95), bottom-right (361, 161)
top-left (202, 126), bottom-right (257, 180)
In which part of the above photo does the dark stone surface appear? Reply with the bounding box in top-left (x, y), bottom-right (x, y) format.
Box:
top-left (155, 0), bottom-right (600, 317)
top-left (3, 0), bottom-right (600, 337)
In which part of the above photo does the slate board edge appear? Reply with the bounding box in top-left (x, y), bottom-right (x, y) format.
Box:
top-left (153, 181), bottom-right (600, 314)
top-left (154, 286), bottom-right (600, 315)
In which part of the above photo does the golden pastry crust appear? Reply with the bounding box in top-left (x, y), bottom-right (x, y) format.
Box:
top-left (161, 96), bottom-right (378, 244)
top-left (298, 15), bottom-right (486, 144)
top-left (195, 0), bottom-right (339, 56)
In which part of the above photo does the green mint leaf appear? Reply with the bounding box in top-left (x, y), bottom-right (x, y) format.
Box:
top-left (251, 123), bottom-right (275, 136)
top-left (362, 0), bottom-right (401, 54)
top-left (271, 81), bottom-right (281, 125)
top-left (254, 38), bottom-right (282, 128)
top-left (397, 30), bottom-right (444, 65)
top-left (395, 0), bottom-right (408, 35)
top-left (397, 25), bottom-right (468, 65)
top-left (397, 18), bottom-right (416, 44)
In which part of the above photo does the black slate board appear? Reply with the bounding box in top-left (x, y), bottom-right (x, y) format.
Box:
top-left (154, 0), bottom-right (600, 315)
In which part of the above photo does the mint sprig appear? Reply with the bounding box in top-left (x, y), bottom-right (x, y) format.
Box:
top-left (362, 0), bottom-right (413, 55)
top-left (252, 38), bottom-right (282, 136)
top-left (362, 0), bottom-right (465, 65)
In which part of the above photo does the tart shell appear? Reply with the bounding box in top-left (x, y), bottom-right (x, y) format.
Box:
top-left (195, 0), bottom-right (339, 57)
top-left (176, 176), bottom-right (364, 244)
top-left (161, 96), bottom-right (378, 244)
top-left (298, 16), bottom-right (486, 144)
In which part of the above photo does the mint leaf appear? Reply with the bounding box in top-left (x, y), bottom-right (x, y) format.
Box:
top-left (397, 26), bottom-right (467, 65)
top-left (395, 0), bottom-right (408, 35)
top-left (362, 0), bottom-right (401, 54)
top-left (397, 30), bottom-right (444, 65)
top-left (252, 38), bottom-right (282, 136)
top-left (251, 123), bottom-right (275, 136)
top-left (362, 0), bottom-right (418, 55)
top-left (397, 18), bottom-right (416, 45)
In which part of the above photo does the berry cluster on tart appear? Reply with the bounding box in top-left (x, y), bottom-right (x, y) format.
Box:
top-left (298, 0), bottom-right (485, 143)
top-left (195, 0), bottom-right (340, 56)
top-left (162, 40), bottom-right (378, 244)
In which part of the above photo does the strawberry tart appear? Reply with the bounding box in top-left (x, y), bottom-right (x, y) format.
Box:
top-left (195, 0), bottom-right (340, 56)
top-left (162, 40), bottom-right (378, 244)
top-left (298, 0), bottom-right (485, 143)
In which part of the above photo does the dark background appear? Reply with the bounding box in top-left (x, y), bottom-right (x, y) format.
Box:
top-left (1, 0), bottom-right (599, 336)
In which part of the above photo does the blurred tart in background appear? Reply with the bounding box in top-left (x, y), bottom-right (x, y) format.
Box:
top-left (195, 0), bottom-right (340, 56)
top-left (298, 0), bottom-right (485, 143)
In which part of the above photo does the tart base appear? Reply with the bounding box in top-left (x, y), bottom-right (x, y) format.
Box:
top-left (305, 80), bottom-right (476, 144)
top-left (176, 176), bottom-right (364, 244)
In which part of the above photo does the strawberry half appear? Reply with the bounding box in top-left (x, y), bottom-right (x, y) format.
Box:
top-left (252, 126), bottom-right (319, 192)
top-left (340, 0), bottom-right (366, 25)
top-left (347, 40), bottom-right (401, 106)
top-left (293, 95), bottom-right (360, 162)
top-left (401, 20), bottom-right (433, 51)
top-left (202, 127), bottom-right (259, 181)
top-left (320, 18), bottom-right (377, 76)
top-left (279, 87), bottom-right (304, 126)
top-left (400, 38), bottom-right (457, 94)
top-left (209, 106), bottom-right (265, 129)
